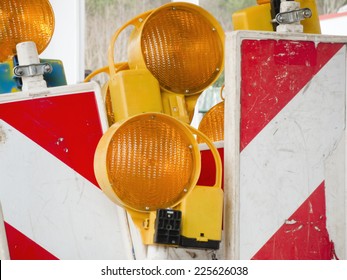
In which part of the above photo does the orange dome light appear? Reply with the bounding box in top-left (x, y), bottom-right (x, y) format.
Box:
top-left (93, 2), bottom-right (224, 248)
top-left (127, 3), bottom-right (224, 95)
top-left (0, 0), bottom-right (54, 62)
top-left (95, 113), bottom-right (201, 212)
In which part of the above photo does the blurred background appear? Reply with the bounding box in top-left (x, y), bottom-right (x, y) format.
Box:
top-left (84, 0), bottom-right (347, 83)
top-left (42, 0), bottom-right (347, 84)
top-left (41, 0), bottom-right (347, 120)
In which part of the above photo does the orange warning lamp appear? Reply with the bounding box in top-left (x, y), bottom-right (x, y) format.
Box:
top-left (0, 0), bottom-right (54, 62)
top-left (104, 2), bottom-right (224, 124)
top-left (126, 4), bottom-right (224, 96)
top-left (94, 112), bottom-right (223, 247)
top-left (93, 3), bottom-right (224, 248)
top-left (198, 101), bottom-right (225, 143)
top-left (95, 113), bottom-right (201, 213)
top-left (197, 86), bottom-right (225, 143)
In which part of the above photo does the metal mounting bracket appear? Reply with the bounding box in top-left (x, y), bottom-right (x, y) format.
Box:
top-left (13, 63), bottom-right (52, 78)
top-left (274, 8), bottom-right (312, 24)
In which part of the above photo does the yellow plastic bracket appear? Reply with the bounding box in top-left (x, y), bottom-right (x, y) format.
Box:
top-left (178, 126), bottom-right (223, 243)
top-left (109, 69), bottom-right (163, 122)
top-left (127, 210), bottom-right (157, 245)
top-left (161, 91), bottom-right (190, 123)
top-left (232, 3), bottom-right (273, 32)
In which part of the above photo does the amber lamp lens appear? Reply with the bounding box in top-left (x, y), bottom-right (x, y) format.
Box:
top-left (198, 101), bottom-right (224, 143)
top-left (106, 114), bottom-right (199, 211)
top-left (0, 0), bottom-right (54, 62)
top-left (140, 5), bottom-right (224, 94)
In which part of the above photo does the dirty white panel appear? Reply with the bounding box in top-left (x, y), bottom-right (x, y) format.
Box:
top-left (0, 83), bottom-right (133, 260)
top-left (224, 31), bottom-right (347, 260)
top-left (0, 121), bottom-right (128, 259)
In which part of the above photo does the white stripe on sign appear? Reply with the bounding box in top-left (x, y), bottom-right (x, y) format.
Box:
top-left (240, 46), bottom-right (346, 259)
top-left (0, 120), bottom-right (129, 260)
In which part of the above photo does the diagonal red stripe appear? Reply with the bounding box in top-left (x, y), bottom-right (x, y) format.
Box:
top-left (0, 92), bottom-right (104, 187)
top-left (240, 40), bottom-right (344, 150)
top-left (5, 222), bottom-right (58, 260)
top-left (252, 182), bottom-right (333, 260)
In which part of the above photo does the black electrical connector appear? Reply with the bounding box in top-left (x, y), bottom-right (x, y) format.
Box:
top-left (154, 209), bottom-right (181, 246)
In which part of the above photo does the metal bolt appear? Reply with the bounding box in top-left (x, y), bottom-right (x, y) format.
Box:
top-left (303, 9), bottom-right (312, 18)
top-left (44, 64), bottom-right (52, 73)
top-left (14, 67), bottom-right (24, 76)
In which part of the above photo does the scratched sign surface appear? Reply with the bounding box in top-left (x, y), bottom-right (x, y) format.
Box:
top-left (0, 84), bottom-right (131, 259)
top-left (224, 31), bottom-right (347, 260)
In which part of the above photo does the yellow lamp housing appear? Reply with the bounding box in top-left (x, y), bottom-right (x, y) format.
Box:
top-left (232, 2), bottom-right (274, 32)
top-left (106, 2), bottom-right (225, 124)
top-left (232, 0), bottom-right (321, 34)
top-left (94, 112), bottom-right (201, 244)
top-left (109, 69), bottom-right (163, 122)
top-left (257, 0), bottom-right (271, 3)
top-left (94, 112), bottom-right (223, 248)
top-left (84, 62), bottom-right (130, 126)
top-left (0, 0), bottom-right (55, 62)
top-left (127, 2), bottom-right (225, 96)
top-left (177, 126), bottom-right (223, 249)
top-left (94, 113), bottom-right (201, 213)
top-left (93, 2), bottom-right (225, 249)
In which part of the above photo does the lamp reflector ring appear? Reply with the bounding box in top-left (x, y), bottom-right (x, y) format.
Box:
top-left (129, 3), bottom-right (224, 95)
top-left (99, 113), bottom-right (201, 212)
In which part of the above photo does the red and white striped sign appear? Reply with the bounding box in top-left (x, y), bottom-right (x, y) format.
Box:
top-left (225, 31), bottom-right (347, 260)
top-left (0, 83), bottom-right (132, 259)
